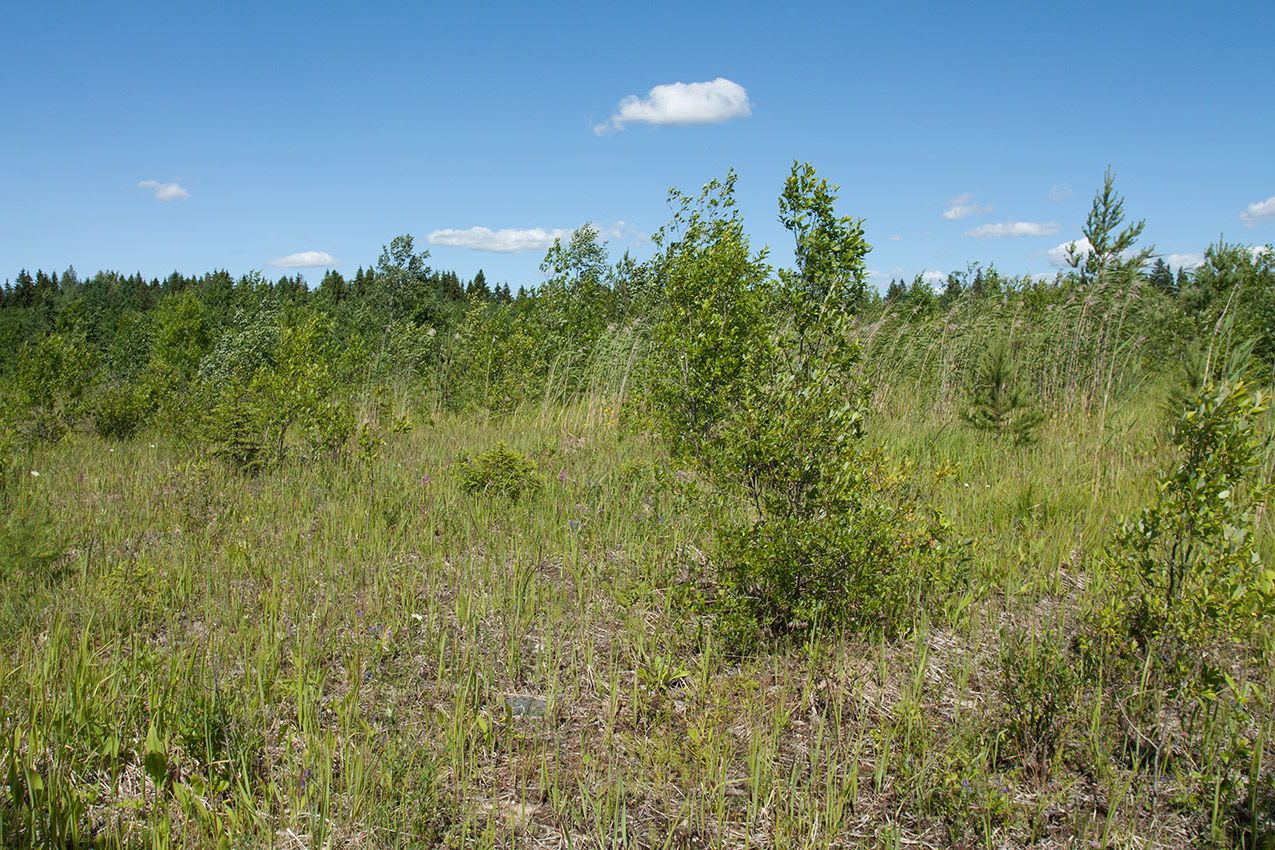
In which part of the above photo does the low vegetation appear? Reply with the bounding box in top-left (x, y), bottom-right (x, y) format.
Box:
top-left (0, 165), bottom-right (1272, 848)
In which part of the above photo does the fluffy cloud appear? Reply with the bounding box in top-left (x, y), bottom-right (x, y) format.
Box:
top-left (138, 180), bottom-right (189, 201)
top-left (427, 227), bottom-right (571, 254)
top-left (942, 193), bottom-right (993, 221)
top-left (1239, 196), bottom-right (1275, 227)
top-left (594, 78), bottom-right (751, 134)
top-left (1047, 238), bottom-right (1091, 267)
top-left (920, 270), bottom-right (947, 285)
top-left (428, 222), bottom-right (646, 254)
top-left (963, 221), bottom-right (1059, 239)
top-left (267, 251), bottom-right (340, 269)
top-left (1165, 253), bottom-right (1205, 271)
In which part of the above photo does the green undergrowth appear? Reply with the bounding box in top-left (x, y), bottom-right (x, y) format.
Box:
top-left (0, 380), bottom-right (1270, 848)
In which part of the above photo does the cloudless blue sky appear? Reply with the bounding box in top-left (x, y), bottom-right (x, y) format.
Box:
top-left (4, 0), bottom-right (1273, 290)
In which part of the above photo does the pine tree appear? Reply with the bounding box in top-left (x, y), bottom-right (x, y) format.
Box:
top-left (962, 342), bottom-right (1044, 443)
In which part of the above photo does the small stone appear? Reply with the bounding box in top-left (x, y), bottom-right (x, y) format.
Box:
top-left (503, 694), bottom-right (547, 719)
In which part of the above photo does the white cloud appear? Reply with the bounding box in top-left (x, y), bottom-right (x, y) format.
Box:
top-left (942, 193), bottom-right (993, 221)
top-left (267, 251), bottom-right (340, 269)
top-left (1254, 245), bottom-right (1271, 259)
top-left (1047, 238), bottom-right (1091, 267)
top-left (427, 226), bottom-right (572, 254)
top-left (1165, 253), bottom-right (1205, 271)
top-left (428, 222), bottom-right (646, 254)
top-left (889, 234), bottom-right (902, 241)
top-left (921, 270), bottom-right (947, 285)
top-left (138, 180), bottom-right (189, 201)
top-left (963, 221), bottom-right (1059, 239)
top-left (594, 220), bottom-right (650, 244)
top-left (1050, 182), bottom-right (1072, 202)
top-left (594, 78), bottom-right (751, 134)
top-left (1239, 196), bottom-right (1275, 227)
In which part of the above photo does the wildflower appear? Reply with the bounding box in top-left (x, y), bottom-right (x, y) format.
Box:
top-left (30, 470), bottom-right (39, 477)
top-left (420, 473), bottom-right (431, 485)
top-left (558, 468), bottom-right (568, 483)
top-left (427, 327), bottom-right (437, 337)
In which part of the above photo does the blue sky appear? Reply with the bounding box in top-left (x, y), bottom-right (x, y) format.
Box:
top-left (3, 0), bottom-right (1273, 291)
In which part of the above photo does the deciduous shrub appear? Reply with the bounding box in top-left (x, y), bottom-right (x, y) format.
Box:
top-left (91, 382), bottom-right (147, 440)
top-left (648, 164), bottom-right (956, 647)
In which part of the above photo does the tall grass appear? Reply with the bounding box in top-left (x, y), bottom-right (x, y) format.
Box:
top-left (1, 314), bottom-right (1272, 847)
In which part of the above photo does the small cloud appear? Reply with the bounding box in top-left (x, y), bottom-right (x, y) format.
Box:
top-left (138, 180), bottom-right (190, 201)
top-left (429, 222), bottom-right (644, 254)
top-left (1050, 182), bottom-right (1072, 202)
top-left (267, 251), bottom-right (340, 269)
top-left (964, 221), bottom-right (1059, 239)
top-left (427, 226), bottom-right (572, 254)
top-left (920, 270), bottom-right (947, 285)
top-left (1238, 195), bottom-right (1275, 227)
top-left (889, 234), bottom-right (902, 241)
top-left (594, 77), bottom-right (751, 134)
top-left (1165, 253), bottom-right (1205, 271)
top-left (594, 220), bottom-right (650, 244)
top-left (1047, 238), bottom-right (1091, 267)
top-left (1253, 245), bottom-right (1271, 259)
top-left (942, 193), bottom-right (993, 221)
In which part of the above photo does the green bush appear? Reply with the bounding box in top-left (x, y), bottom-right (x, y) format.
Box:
top-left (996, 628), bottom-right (1078, 781)
top-left (648, 164), bottom-right (956, 647)
top-left (91, 383), bottom-right (147, 440)
top-left (1104, 375), bottom-right (1274, 690)
top-left (200, 313), bottom-right (355, 471)
top-left (10, 332), bottom-right (95, 442)
top-left (456, 442), bottom-right (541, 499)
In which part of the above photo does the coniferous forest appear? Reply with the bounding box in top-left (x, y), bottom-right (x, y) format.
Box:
top-left (1, 165), bottom-right (1274, 847)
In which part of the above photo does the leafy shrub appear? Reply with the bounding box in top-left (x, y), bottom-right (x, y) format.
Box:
top-left (91, 383), bottom-right (147, 440)
top-left (1109, 376), bottom-right (1273, 665)
top-left (1089, 369), bottom-right (1275, 804)
top-left (10, 332), bottom-right (95, 442)
top-left (648, 164), bottom-right (956, 647)
top-left (457, 442), bottom-right (541, 499)
top-left (200, 313), bottom-right (355, 471)
top-left (996, 628), bottom-right (1078, 781)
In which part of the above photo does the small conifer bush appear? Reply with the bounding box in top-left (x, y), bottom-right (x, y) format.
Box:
top-left (457, 442), bottom-right (541, 499)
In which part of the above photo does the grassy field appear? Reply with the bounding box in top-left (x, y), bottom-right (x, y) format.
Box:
top-left (1, 375), bottom-right (1273, 848)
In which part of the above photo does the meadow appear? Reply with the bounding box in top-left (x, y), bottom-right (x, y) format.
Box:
top-left (1, 167), bottom-right (1273, 848)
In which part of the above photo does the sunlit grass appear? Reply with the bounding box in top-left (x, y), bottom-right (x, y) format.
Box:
top-left (1, 378), bottom-right (1272, 847)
